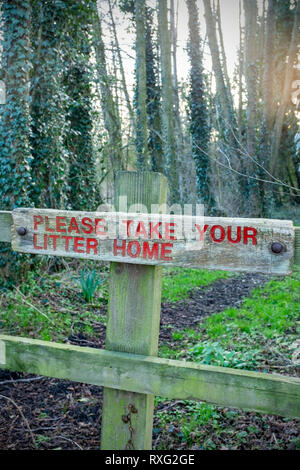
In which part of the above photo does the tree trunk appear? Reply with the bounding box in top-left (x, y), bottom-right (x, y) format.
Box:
top-left (158, 0), bottom-right (180, 204)
top-left (93, 8), bottom-right (124, 173)
top-left (170, 0), bottom-right (185, 203)
top-left (0, 0), bottom-right (33, 282)
top-left (203, 0), bottom-right (236, 142)
top-left (145, 7), bottom-right (163, 173)
top-left (216, 0), bottom-right (233, 105)
top-left (107, 0), bottom-right (135, 133)
top-left (270, 0), bottom-right (300, 176)
top-left (263, 0), bottom-right (277, 135)
top-left (243, 0), bottom-right (258, 159)
top-left (0, 0), bottom-right (33, 209)
top-left (186, 0), bottom-right (213, 211)
top-left (135, 0), bottom-right (149, 170)
top-left (238, 0), bottom-right (244, 137)
top-left (243, 0), bottom-right (263, 216)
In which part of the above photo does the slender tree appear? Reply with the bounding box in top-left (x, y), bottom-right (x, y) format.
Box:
top-left (93, 7), bottom-right (124, 173)
top-left (145, 7), bottom-right (163, 173)
top-left (262, 0), bottom-right (277, 138)
top-left (186, 0), bottom-right (213, 211)
top-left (243, 0), bottom-right (262, 215)
top-left (216, 0), bottom-right (233, 105)
top-left (243, 0), bottom-right (258, 159)
top-left (107, 0), bottom-right (135, 132)
top-left (30, 0), bottom-right (69, 209)
top-left (270, 0), bottom-right (300, 177)
top-left (135, 0), bottom-right (149, 170)
top-left (158, 0), bottom-right (180, 203)
top-left (64, 1), bottom-right (98, 211)
top-left (203, 0), bottom-right (236, 143)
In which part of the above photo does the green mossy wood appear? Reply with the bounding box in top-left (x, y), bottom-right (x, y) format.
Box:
top-left (0, 335), bottom-right (299, 419)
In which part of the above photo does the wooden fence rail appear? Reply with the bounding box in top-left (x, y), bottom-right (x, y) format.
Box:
top-left (0, 335), bottom-right (299, 419)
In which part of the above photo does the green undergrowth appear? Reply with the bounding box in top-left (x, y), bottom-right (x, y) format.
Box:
top-left (0, 265), bottom-right (231, 342)
top-left (0, 267), bottom-right (109, 343)
top-left (159, 267), bottom-right (300, 373)
top-left (153, 397), bottom-right (300, 450)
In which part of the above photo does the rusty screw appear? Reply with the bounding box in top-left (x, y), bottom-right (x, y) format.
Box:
top-left (129, 404), bottom-right (138, 414)
top-left (271, 242), bottom-right (285, 254)
top-left (122, 414), bottom-right (130, 423)
top-left (16, 227), bottom-right (27, 236)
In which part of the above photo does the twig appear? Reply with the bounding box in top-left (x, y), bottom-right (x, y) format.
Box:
top-left (0, 394), bottom-right (36, 448)
top-left (156, 400), bottom-right (186, 413)
top-left (14, 287), bottom-right (54, 324)
top-left (195, 142), bottom-right (300, 194)
top-left (0, 376), bottom-right (45, 386)
top-left (268, 348), bottom-right (294, 364)
top-left (57, 435), bottom-right (83, 450)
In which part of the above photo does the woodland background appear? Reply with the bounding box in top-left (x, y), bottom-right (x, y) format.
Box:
top-left (0, 1), bottom-right (299, 451)
top-left (0, 0), bottom-right (299, 282)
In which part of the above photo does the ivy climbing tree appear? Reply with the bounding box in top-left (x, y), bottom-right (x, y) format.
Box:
top-left (145, 6), bottom-right (163, 174)
top-left (30, 0), bottom-right (70, 209)
top-left (186, 0), bottom-right (214, 212)
top-left (0, 0), bottom-right (33, 209)
top-left (63, 0), bottom-right (98, 211)
top-left (0, 0), bottom-right (34, 282)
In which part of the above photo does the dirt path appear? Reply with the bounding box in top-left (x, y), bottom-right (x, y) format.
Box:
top-left (159, 273), bottom-right (271, 343)
top-left (0, 273), bottom-right (298, 450)
top-left (67, 273), bottom-right (272, 348)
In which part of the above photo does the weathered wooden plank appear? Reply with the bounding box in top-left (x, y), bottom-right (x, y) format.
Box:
top-left (0, 211), bottom-right (12, 243)
top-left (0, 334), bottom-right (299, 419)
top-left (1, 210), bottom-right (300, 271)
top-left (9, 207), bottom-right (295, 274)
top-left (101, 171), bottom-right (168, 450)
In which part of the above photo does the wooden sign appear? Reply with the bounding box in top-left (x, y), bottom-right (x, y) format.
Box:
top-left (11, 208), bottom-right (294, 274)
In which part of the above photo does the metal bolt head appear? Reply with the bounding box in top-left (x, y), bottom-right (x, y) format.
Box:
top-left (129, 404), bottom-right (138, 414)
top-left (271, 242), bottom-right (284, 254)
top-left (16, 227), bottom-right (27, 236)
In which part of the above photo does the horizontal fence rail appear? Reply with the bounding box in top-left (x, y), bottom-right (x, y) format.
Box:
top-left (0, 335), bottom-right (299, 419)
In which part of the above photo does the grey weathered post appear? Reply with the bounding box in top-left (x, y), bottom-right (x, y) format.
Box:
top-left (100, 171), bottom-right (168, 450)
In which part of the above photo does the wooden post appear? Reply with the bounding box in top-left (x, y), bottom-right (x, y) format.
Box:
top-left (100, 171), bottom-right (168, 450)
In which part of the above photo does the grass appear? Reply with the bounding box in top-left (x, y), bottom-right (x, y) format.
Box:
top-left (203, 274), bottom-right (300, 341)
top-left (159, 267), bottom-right (300, 370)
